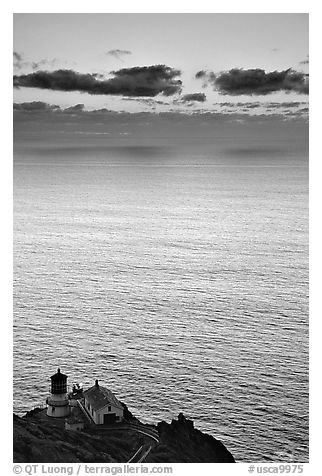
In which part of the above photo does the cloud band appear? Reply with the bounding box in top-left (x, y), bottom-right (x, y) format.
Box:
top-left (196, 68), bottom-right (309, 95)
top-left (13, 65), bottom-right (182, 97)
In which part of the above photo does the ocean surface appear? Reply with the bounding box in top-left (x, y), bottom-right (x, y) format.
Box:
top-left (13, 139), bottom-right (309, 462)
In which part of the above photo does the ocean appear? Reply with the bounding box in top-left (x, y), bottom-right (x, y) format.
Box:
top-left (13, 138), bottom-right (309, 462)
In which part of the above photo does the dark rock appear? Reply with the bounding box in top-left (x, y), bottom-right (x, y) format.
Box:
top-left (24, 408), bottom-right (44, 418)
top-left (148, 413), bottom-right (235, 463)
top-left (119, 400), bottom-right (141, 423)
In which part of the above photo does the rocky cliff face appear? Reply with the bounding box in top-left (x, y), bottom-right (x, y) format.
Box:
top-left (13, 410), bottom-right (235, 463)
top-left (147, 413), bottom-right (235, 463)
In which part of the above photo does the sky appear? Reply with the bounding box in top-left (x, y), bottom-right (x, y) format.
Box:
top-left (13, 13), bottom-right (309, 115)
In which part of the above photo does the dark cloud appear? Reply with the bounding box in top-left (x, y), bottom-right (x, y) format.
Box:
top-left (216, 101), bottom-right (307, 110)
top-left (195, 70), bottom-right (216, 89)
top-left (214, 102), bottom-right (234, 107)
top-left (180, 93), bottom-right (206, 103)
top-left (265, 101), bottom-right (307, 109)
top-left (196, 68), bottom-right (309, 95)
top-left (290, 106), bottom-right (309, 113)
top-left (13, 101), bottom-right (61, 112)
top-left (240, 102), bottom-right (260, 109)
top-left (14, 52), bottom-right (60, 71)
top-left (122, 97), bottom-right (170, 106)
top-left (14, 99), bottom-right (308, 121)
top-left (13, 51), bottom-right (24, 69)
top-left (111, 65), bottom-right (182, 96)
top-left (13, 65), bottom-right (182, 97)
top-left (13, 51), bottom-right (23, 62)
top-left (300, 55), bottom-right (309, 65)
top-left (216, 102), bottom-right (261, 108)
top-left (31, 58), bottom-right (59, 70)
top-left (195, 70), bottom-right (206, 79)
top-left (106, 49), bottom-right (132, 61)
top-left (195, 70), bottom-right (216, 81)
top-left (63, 103), bottom-right (85, 113)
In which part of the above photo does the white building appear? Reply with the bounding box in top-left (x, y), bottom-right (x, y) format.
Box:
top-left (46, 368), bottom-right (70, 418)
top-left (83, 380), bottom-right (124, 424)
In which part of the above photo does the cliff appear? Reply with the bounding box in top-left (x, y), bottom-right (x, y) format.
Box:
top-left (14, 413), bottom-right (116, 463)
top-left (147, 413), bottom-right (235, 463)
top-left (13, 408), bottom-right (235, 463)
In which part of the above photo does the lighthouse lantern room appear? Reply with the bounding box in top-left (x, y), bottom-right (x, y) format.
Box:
top-left (46, 368), bottom-right (70, 418)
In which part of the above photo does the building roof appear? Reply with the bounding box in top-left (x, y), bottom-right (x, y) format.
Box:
top-left (50, 368), bottom-right (68, 381)
top-left (84, 383), bottom-right (123, 412)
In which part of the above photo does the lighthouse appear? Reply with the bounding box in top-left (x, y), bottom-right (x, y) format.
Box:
top-left (46, 368), bottom-right (70, 418)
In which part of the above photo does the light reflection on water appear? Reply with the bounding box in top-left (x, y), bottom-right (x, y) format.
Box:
top-left (13, 145), bottom-right (308, 462)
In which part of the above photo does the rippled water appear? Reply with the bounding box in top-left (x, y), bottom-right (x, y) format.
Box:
top-left (13, 142), bottom-right (309, 462)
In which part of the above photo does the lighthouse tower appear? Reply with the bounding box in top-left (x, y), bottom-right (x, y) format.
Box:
top-left (46, 368), bottom-right (70, 418)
